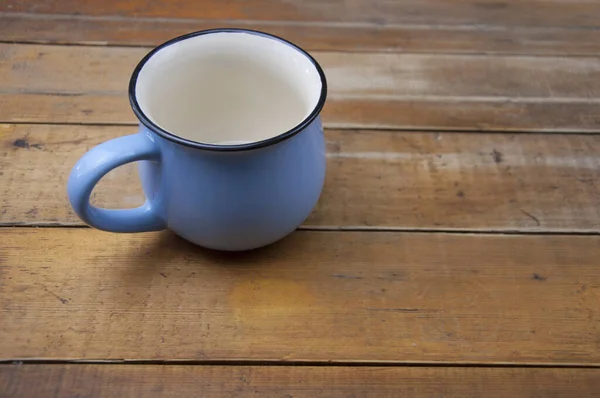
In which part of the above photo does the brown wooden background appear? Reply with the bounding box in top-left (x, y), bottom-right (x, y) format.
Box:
top-left (1, 1), bottom-right (599, 396)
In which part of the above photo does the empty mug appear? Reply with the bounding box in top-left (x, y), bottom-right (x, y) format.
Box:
top-left (67, 28), bottom-right (327, 251)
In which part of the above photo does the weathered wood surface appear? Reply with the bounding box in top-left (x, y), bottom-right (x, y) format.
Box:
top-left (1, 124), bottom-right (599, 232)
top-left (1, 229), bottom-right (599, 364)
top-left (3, 13), bottom-right (600, 56)
top-left (2, 364), bottom-right (599, 398)
top-left (2, 44), bottom-right (600, 132)
top-left (2, 0), bottom-right (599, 393)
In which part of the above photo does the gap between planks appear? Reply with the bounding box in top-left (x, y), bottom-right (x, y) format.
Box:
top-left (5, 41), bottom-right (600, 59)
top-left (4, 39), bottom-right (600, 58)
top-left (4, 39), bottom-right (600, 59)
top-left (2, 359), bottom-right (600, 369)
top-left (1, 223), bottom-right (600, 237)
top-left (3, 121), bottom-right (600, 136)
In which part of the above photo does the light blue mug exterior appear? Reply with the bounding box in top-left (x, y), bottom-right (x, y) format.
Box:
top-left (67, 29), bottom-right (327, 251)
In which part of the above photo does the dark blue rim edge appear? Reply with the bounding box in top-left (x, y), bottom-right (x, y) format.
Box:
top-left (128, 28), bottom-right (328, 152)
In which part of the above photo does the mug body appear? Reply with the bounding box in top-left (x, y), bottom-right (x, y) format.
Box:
top-left (67, 28), bottom-right (327, 251)
top-left (138, 116), bottom-right (325, 251)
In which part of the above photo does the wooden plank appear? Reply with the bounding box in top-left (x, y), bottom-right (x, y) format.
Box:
top-left (4, 0), bottom-right (600, 28)
top-left (1, 228), bottom-right (599, 364)
top-left (4, 93), bottom-right (600, 133)
top-left (2, 124), bottom-right (600, 232)
top-left (2, 44), bottom-right (600, 132)
top-left (3, 14), bottom-right (600, 56)
top-left (1, 365), bottom-right (599, 398)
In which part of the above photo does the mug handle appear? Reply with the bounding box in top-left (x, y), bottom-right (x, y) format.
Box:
top-left (67, 132), bottom-right (166, 233)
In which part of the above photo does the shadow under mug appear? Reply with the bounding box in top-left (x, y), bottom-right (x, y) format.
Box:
top-left (67, 28), bottom-right (328, 251)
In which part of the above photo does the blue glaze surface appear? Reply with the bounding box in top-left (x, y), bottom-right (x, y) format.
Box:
top-left (67, 117), bottom-right (326, 251)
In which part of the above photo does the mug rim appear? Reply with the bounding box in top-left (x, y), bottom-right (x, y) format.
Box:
top-left (128, 28), bottom-right (328, 152)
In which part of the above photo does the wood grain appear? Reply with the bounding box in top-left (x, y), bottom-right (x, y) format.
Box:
top-left (3, 13), bottom-right (600, 56)
top-left (1, 228), bottom-right (599, 364)
top-left (2, 124), bottom-right (599, 232)
top-left (2, 44), bottom-right (600, 132)
top-left (1, 365), bottom-right (599, 398)
top-left (4, 0), bottom-right (600, 28)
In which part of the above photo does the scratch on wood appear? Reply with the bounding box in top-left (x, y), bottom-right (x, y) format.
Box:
top-left (13, 139), bottom-right (29, 148)
top-left (39, 284), bottom-right (69, 305)
top-left (532, 273), bottom-right (547, 281)
top-left (491, 149), bottom-right (503, 163)
top-left (520, 209), bottom-right (541, 226)
top-left (183, 272), bottom-right (196, 283)
top-left (44, 92), bottom-right (85, 97)
top-left (377, 272), bottom-right (405, 281)
top-left (331, 274), bottom-right (363, 280)
top-left (47, 138), bottom-right (87, 146)
top-left (12, 138), bottom-right (43, 150)
top-left (365, 308), bottom-right (442, 313)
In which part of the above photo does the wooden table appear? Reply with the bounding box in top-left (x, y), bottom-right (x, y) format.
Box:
top-left (1, 1), bottom-right (600, 396)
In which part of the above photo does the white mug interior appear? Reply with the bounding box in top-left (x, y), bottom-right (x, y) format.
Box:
top-left (133, 31), bottom-right (323, 146)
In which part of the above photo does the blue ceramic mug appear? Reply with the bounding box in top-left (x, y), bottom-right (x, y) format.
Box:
top-left (67, 29), bottom-right (327, 251)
